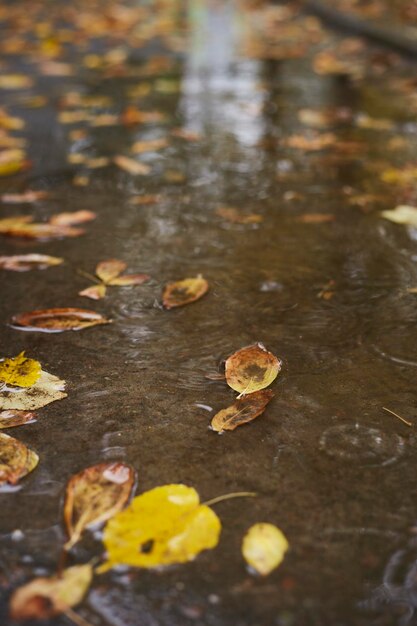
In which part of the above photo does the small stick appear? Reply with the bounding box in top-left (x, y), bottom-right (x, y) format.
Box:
top-left (65, 608), bottom-right (95, 626)
top-left (203, 492), bottom-right (257, 507)
top-left (383, 407), bottom-right (413, 427)
top-left (76, 269), bottom-right (102, 284)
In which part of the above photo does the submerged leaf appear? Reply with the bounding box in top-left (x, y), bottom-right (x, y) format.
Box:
top-left (100, 484), bottom-right (221, 571)
top-left (225, 344), bottom-right (281, 395)
top-left (64, 462), bottom-right (135, 550)
top-left (9, 564), bottom-right (93, 620)
top-left (0, 432), bottom-right (38, 485)
top-left (0, 369), bottom-right (67, 411)
top-left (242, 523), bottom-right (289, 576)
top-left (211, 390), bottom-right (274, 433)
top-left (11, 308), bottom-right (111, 332)
top-left (381, 205), bottom-right (417, 227)
top-left (0, 254), bottom-right (63, 272)
top-left (79, 284), bottom-right (107, 300)
top-left (0, 352), bottom-right (41, 388)
top-left (163, 276), bottom-right (208, 309)
top-left (0, 410), bottom-right (36, 429)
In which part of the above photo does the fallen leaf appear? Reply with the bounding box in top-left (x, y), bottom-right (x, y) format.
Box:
top-left (381, 205), bottom-right (417, 227)
top-left (0, 410), bottom-right (36, 429)
top-left (80, 260), bottom-right (150, 300)
top-left (0, 369), bottom-right (66, 411)
top-left (0, 254), bottom-right (63, 271)
top-left (100, 484), bottom-right (221, 571)
top-left (9, 564), bottom-right (93, 620)
top-left (0, 74), bottom-right (33, 89)
top-left (0, 216), bottom-right (85, 240)
top-left (216, 206), bottom-right (263, 224)
top-left (171, 128), bottom-right (202, 141)
top-left (95, 259), bottom-right (127, 283)
top-left (0, 352), bottom-right (41, 389)
top-left (0, 148), bottom-right (31, 176)
top-left (114, 155), bottom-right (150, 175)
top-left (121, 106), bottom-right (165, 126)
top-left (211, 390), bottom-right (274, 433)
top-left (11, 308), bottom-right (111, 332)
top-left (64, 462), bottom-right (135, 550)
top-left (163, 276), bottom-right (208, 309)
top-left (78, 284), bottom-right (107, 300)
top-left (0, 432), bottom-right (38, 485)
top-left (242, 523), bottom-right (289, 576)
top-left (284, 132), bottom-right (336, 151)
top-left (131, 138), bottom-right (168, 153)
top-left (295, 213), bottom-right (335, 224)
top-left (225, 344), bottom-right (281, 395)
top-left (128, 194), bottom-right (161, 206)
top-left (49, 210), bottom-right (96, 226)
top-left (380, 167), bottom-right (417, 185)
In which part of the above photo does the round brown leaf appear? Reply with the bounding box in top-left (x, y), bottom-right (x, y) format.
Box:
top-left (163, 276), bottom-right (208, 309)
top-left (11, 308), bottom-right (111, 332)
top-left (0, 410), bottom-right (36, 429)
top-left (0, 432), bottom-right (38, 485)
top-left (225, 344), bottom-right (281, 395)
top-left (211, 390), bottom-right (274, 432)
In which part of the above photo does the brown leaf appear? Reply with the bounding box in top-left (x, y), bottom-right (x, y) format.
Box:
top-left (78, 284), bottom-right (107, 300)
top-left (163, 276), bottom-right (209, 309)
top-left (284, 132), bottom-right (337, 151)
top-left (216, 206), bottom-right (263, 225)
top-left (0, 410), bottom-right (36, 429)
top-left (11, 308), bottom-right (111, 332)
top-left (0, 432), bottom-right (38, 485)
top-left (49, 210), bottom-right (96, 226)
top-left (225, 344), bottom-right (281, 395)
top-left (128, 194), bottom-right (161, 206)
top-left (0, 254), bottom-right (63, 271)
top-left (95, 259), bottom-right (127, 283)
top-left (0, 191), bottom-right (50, 203)
top-left (295, 213), bottom-right (335, 224)
top-left (108, 273), bottom-right (150, 286)
top-left (171, 128), bottom-right (202, 142)
top-left (211, 390), bottom-right (274, 433)
top-left (64, 462), bottom-right (135, 550)
top-left (121, 106), bottom-right (165, 126)
top-left (131, 138), bottom-right (168, 153)
top-left (114, 155), bottom-right (150, 176)
top-left (0, 216), bottom-right (84, 240)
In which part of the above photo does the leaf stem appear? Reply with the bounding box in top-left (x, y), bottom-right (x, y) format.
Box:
top-left (203, 492), bottom-right (257, 507)
top-left (383, 406), bottom-right (413, 427)
top-left (76, 269), bottom-right (101, 285)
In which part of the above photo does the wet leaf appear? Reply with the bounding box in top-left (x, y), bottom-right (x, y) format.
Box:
top-left (0, 432), bottom-right (38, 485)
top-left (79, 284), bottom-right (107, 300)
top-left (0, 191), bottom-right (49, 204)
top-left (284, 132), bottom-right (336, 151)
top-left (100, 484), bottom-right (221, 571)
top-left (0, 216), bottom-right (85, 240)
top-left (225, 344), bottom-right (281, 395)
top-left (9, 564), bottom-right (93, 620)
top-left (0, 74), bottom-right (33, 89)
top-left (0, 148), bottom-right (31, 176)
top-left (0, 410), bottom-right (36, 429)
top-left (11, 308), bottom-right (111, 332)
top-left (0, 369), bottom-right (66, 411)
top-left (211, 390), bottom-right (274, 433)
top-left (381, 205), bottom-right (417, 227)
top-left (64, 462), bottom-right (135, 550)
top-left (108, 273), bottom-right (150, 286)
top-left (80, 260), bottom-right (150, 299)
top-left (49, 210), bottom-right (96, 226)
top-left (163, 276), bottom-right (208, 309)
top-left (95, 259), bottom-right (127, 283)
top-left (295, 213), bottom-right (335, 224)
top-left (216, 206), bottom-right (263, 225)
top-left (242, 523), bottom-right (289, 576)
top-left (0, 352), bottom-right (41, 388)
top-left (131, 138), bottom-right (168, 153)
top-left (114, 155), bottom-right (150, 175)
top-left (0, 254), bottom-right (63, 272)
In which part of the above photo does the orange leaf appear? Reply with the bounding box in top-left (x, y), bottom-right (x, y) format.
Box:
top-left (163, 276), bottom-right (208, 309)
top-left (95, 259), bottom-right (127, 283)
top-left (79, 284), bottom-right (107, 300)
top-left (211, 390), bottom-right (274, 432)
top-left (11, 308), bottom-right (111, 332)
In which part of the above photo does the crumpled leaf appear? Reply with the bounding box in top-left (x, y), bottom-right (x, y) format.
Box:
top-left (0, 254), bottom-right (63, 271)
top-left (163, 276), bottom-right (208, 309)
top-left (0, 352), bottom-right (41, 388)
top-left (0, 432), bottom-right (38, 485)
top-left (100, 484), bottom-right (221, 571)
top-left (0, 410), bottom-right (36, 429)
top-left (225, 344), bottom-right (281, 395)
top-left (9, 564), bottom-right (93, 620)
top-left (242, 523), bottom-right (289, 576)
top-left (11, 307), bottom-right (111, 332)
top-left (64, 462), bottom-right (135, 550)
top-left (211, 390), bottom-right (274, 433)
top-left (381, 205), bottom-right (417, 227)
top-left (0, 369), bottom-right (67, 411)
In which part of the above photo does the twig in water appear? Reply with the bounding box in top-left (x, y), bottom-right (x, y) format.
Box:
top-left (383, 407), bottom-right (413, 427)
top-left (203, 492), bottom-right (257, 507)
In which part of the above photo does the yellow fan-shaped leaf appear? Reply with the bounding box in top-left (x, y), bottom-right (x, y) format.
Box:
top-left (100, 484), bottom-right (221, 571)
top-left (9, 564), bottom-right (93, 620)
top-left (242, 523), bottom-right (289, 576)
top-left (163, 276), bottom-right (208, 309)
top-left (225, 344), bottom-right (281, 395)
top-left (0, 352), bottom-right (41, 388)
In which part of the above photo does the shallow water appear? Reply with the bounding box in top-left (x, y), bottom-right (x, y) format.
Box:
top-left (1, 1), bottom-right (417, 625)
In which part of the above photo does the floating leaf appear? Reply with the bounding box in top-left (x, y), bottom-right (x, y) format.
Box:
top-left (381, 205), bottom-right (417, 227)
top-left (216, 206), bottom-right (263, 225)
top-left (9, 564), bottom-right (93, 620)
top-left (78, 284), bottom-right (107, 300)
top-left (80, 260), bottom-right (150, 300)
top-left (0, 352), bottom-right (41, 388)
top-left (225, 344), bottom-right (281, 395)
top-left (0, 191), bottom-right (50, 203)
top-left (295, 213), bottom-right (335, 224)
top-left (0, 432), bottom-right (38, 485)
top-left (163, 276), bottom-right (208, 309)
top-left (95, 259), bottom-right (127, 283)
top-left (108, 273), bottom-right (149, 286)
top-left (0, 216), bottom-right (84, 240)
top-left (132, 138), bottom-right (168, 153)
top-left (100, 484), bottom-right (221, 571)
top-left (0, 369), bottom-right (66, 411)
top-left (114, 155), bottom-right (150, 176)
top-left (0, 254), bottom-right (63, 271)
top-left (64, 462), bottom-right (135, 550)
top-left (242, 523), bottom-right (289, 576)
top-left (0, 149), bottom-right (31, 176)
top-left (11, 308), bottom-right (111, 332)
top-left (0, 410), bottom-right (36, 429)
top-left (49, 210), bottom-right (96, 226)
top-left (211, 390), bottom-right (274, 433)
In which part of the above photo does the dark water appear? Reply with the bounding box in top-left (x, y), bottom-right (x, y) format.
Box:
top-left (1, 1), bottom-right (417, 625)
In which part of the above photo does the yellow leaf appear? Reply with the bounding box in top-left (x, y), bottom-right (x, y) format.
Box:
top-left (163, 276), bottom-right (208, 309)
top-left (100, 484), bottom-right (221, 571)
top-left (225, 344), bottom-right (281, 395)
top-left (211, 390), bottom-right (274, 433)
top-left (242, 523), bottom-right (289, 576)
top-left (0, 432), bottom-right (39, 485)
top-left (0, 352), bottom-right (41, 388)
top-left (64, 462), bottom-right (135, 550)
top-left (381, 205), bottom-right (417, 227)
top-left (95, 259), bottom-right (127, 283)
top-left (0, 369), bottom-right (67, 411)
top-left (9, 564), bottom-right (92, 620)
top-left (79, 284), bottom-right (107, 300)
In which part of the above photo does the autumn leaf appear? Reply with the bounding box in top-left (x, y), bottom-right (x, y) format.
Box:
top-left (80, 260), bottom-right (150, 300)
top-left (95, 259), bottom-right (127, 283)
top-left (0, 216), bottom-right (84, 240)
top-left (225, 344), bottom-right (281, 395)
top-left (64, 462), bottom-right (135, 550)
top-left (0, 254), bottom-right (63, 272)
top-left (0, 432), bottom-right (38, 485)
top-left (0, 148), bottom-right (31, 176)
top-left (9, 564), bottom-right (93, 621)
top-left (381, 205), bottom-right (417, 227)
top-left (216, 206), bottom-right (263, 225)
top-left (49, 210), bottom-right (96, 226)
top-left (11, 308), bottom-right (111, 332)
top-left (0, 74), bottom-right (33, 89)
top-left (295, 213), bottom-right (335, 224)
top-left (79, 284), bottom-right (107, 300)
top-left (0, 369), bottom-right (66, 411)
top-left (114, 155), bottom-right (150, 176)
top-left (211, 390), bottom-right (274, 433)
top-left (131, 138), bottom-right (168, 153)
top-left (284, 132), bottom-right (336, 151)
top-left (0, 410), bottom-right (36, 429)
top-left (163, 276), bottom-right (208, 309)
top-left (99, 484), bottom-right (221, 571)
top-left (0, 191), bottom-right (50, 203)
top-left (242, 523), bottom-right (289, 576)
top-left (0, 352), bottom-right (41, 388)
